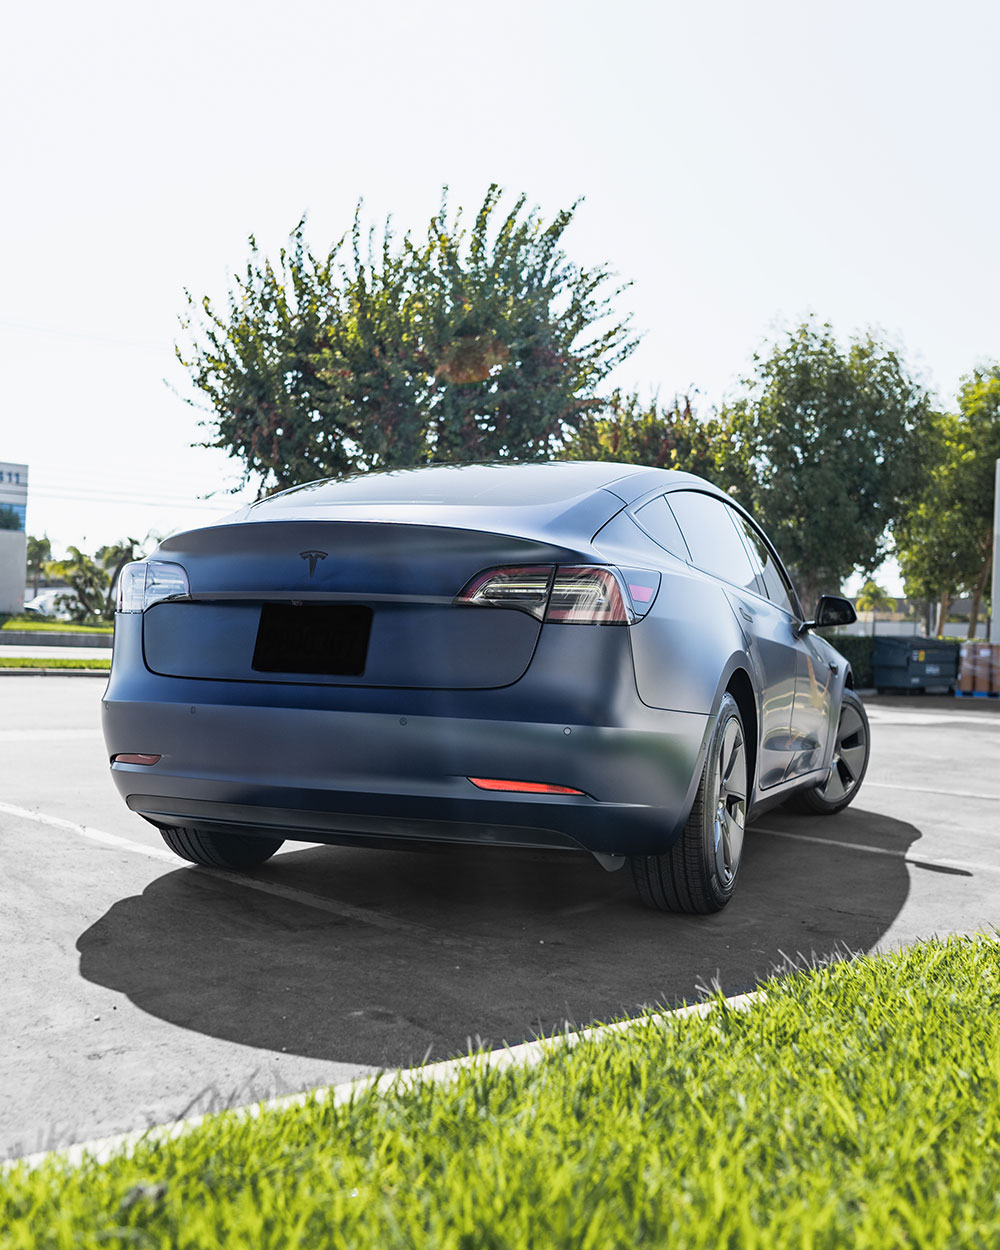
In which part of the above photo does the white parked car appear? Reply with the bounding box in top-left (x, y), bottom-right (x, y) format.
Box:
top-left (21, 588), bottom-right (82, 620)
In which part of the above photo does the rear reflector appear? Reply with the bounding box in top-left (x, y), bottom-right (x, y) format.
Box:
top-left (468, 777), bottom-right (587, 795)
top-left (112, 753), bottom-right (162, 766)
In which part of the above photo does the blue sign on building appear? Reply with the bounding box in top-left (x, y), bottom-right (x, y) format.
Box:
top-left (0, 463), bottom-right (28, 531)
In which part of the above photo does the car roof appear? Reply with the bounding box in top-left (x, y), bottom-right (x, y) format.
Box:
top-left (233, 462), bottom-right (718, 530)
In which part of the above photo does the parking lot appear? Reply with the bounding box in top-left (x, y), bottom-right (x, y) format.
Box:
top-left (2, 675), bottom-right (999, 1161)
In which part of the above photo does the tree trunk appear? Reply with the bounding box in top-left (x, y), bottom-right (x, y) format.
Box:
top-left (966, 543), bottom-right (993, 640)
top-left (935, 590), bottom-right (951, 638)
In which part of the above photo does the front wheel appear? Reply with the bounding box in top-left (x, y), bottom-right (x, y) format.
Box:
top-left (791, 688), bottom-right (870, 815)
top-left (630, 693), bottom-right (747, 914)
top-left (158, 826), bottom-right (284, 869)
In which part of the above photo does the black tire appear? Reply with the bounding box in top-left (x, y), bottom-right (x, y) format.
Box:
top-left (790, 688), bottom-right (870, 815)
top-left (630, 692), bottom-right (748, 914)
top-left (158, 825), bottom-right (284, 869)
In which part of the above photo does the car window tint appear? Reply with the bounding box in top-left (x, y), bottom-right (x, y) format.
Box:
top-left (666, 492), bottom-right (761, 593)
top-left (731, 513), bottom-right (798, 615)
top-left (634, 496), bottom-right (690, 559)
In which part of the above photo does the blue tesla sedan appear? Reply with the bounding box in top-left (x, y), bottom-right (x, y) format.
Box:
top-left (103, 461), bottom-right (869, 913)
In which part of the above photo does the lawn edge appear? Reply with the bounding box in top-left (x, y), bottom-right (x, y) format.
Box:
top-left (9, 990), bottom-right (764, 1172)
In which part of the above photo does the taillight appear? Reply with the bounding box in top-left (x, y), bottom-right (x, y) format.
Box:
top-left (546, 567), bottom-right (629, 624)
top-left (455, 566), bottom-right (554, 620)
top-left (618, 567), bottom-right (661, 618)
top-left (455, 564), bottom-right (639, 625)
top-left (116, 560), bottom-right (190, 612)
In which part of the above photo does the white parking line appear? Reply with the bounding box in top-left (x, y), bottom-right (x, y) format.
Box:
top-left (755, 826), bottom-right (1000, 876)
top-left (8, 989), bottom-right (765, 1171)
top-left (866, 710), bottom-right (1000, 728)
top-left (865, 780), bottom-right (1000, 802)
top-left (0, 802), bottom-right (455, 941)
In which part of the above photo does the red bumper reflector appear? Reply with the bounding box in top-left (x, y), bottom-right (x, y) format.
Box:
top-left (468, 777), bottom-right (586, 795)
top-left (112, 753), bottom-right (162, 766)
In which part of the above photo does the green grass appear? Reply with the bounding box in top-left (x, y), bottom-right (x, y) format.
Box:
top-left (3, 936), bottom-right (1000, 1248)
top-left (0, 615), bottom-right (112, 634)
top-left (0, 656), bottom-right (110, 670)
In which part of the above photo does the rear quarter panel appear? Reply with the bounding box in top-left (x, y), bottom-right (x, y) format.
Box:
top-left (592, 510), bottom-right (751, 715)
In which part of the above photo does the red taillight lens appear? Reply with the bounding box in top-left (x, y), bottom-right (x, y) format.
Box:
top-left (618, 567), bottom-right (661, 617)
top-left (112, 753), bottom-right (161, 766)
top-left (456, 564), bottom-right (636, 625)
top-left (546, 567), bottom-right (629, 624)
top-left (468, 777), bottom-right (588, 795)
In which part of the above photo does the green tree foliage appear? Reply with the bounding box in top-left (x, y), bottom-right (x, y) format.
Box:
top-left (0, 506), bottom-right (20, 530)
top-left (26, 534), bottom-right (51, 593)
top-left (46, 538), bottom-right (143, 622)
top-left (178, 187), bottom-right (638, 494)
top-left (855, 578), bottom-right (895, 636)
top-left (855, 579), bottom-right (895, 614)
top-left (896, 365), bottom-right (1000, 636)
top-left (717, 321), bottom-right (932, 607)
top-left (557, 390), bottom-right (730, 484)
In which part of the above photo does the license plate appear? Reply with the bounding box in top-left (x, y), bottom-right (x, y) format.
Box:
top-left (252, 604), bottom-right (373, 676)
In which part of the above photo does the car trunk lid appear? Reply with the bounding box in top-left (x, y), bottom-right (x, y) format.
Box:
top-left (141, 520), bottom-right (591, 689)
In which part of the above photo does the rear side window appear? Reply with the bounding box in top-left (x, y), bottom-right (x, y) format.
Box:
top-left (666, 491), bottom-right (762, 594)
top-left (730, 513), bottom-right (798, 616)
top-left (634, 496), bottom-right (690, 560)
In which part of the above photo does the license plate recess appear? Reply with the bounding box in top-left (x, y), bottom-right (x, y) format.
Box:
top-left (252, 604), bottom-right (373, 676)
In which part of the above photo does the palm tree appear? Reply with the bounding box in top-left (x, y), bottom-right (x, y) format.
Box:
top-left (855, 579), bottom-right (896, 636)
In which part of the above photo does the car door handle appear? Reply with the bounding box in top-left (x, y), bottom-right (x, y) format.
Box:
top-left (828, 662), bottom-right (839, 674)
top-left (738, 605), bottom-right (754, 623)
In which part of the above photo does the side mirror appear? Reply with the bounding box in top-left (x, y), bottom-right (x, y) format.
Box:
top-left (801, 594), bottom-right (856, 631)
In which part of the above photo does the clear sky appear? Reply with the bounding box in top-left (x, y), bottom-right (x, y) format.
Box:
top-left (2, 0), bottom-right (998, 593)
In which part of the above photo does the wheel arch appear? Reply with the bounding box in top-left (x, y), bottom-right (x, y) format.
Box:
top-left (724, 666), bottom-right (758, 804)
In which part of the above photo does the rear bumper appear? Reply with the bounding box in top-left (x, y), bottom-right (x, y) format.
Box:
top-left (106, 700), bottom-right (709, 856)
top-left (103, 616), bottom-right (711, 857)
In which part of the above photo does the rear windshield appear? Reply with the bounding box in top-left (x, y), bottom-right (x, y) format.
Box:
top-left (256, 462), bottom-right (637, 509)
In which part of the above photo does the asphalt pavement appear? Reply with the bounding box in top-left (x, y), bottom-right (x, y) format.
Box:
top-left (2, 677), bottom-right (998, 1161)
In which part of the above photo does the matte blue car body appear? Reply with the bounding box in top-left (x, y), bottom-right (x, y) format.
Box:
top-left (101, 462), bottom-right (849, 862)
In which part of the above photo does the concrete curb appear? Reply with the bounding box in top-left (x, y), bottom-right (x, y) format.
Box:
top-left (6, 990), bottom-right (764, 1172)
top-left (0, 630), bottom-right (112, 648)
top-left (0, 667), bottom-right (109, 678)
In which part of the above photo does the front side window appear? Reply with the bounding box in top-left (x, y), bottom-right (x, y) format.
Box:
top-left (731, 513), bottom-right (798, 616)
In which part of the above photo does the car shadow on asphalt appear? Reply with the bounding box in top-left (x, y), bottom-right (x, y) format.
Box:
top-left (77, 805), bottom-right (919, 1069)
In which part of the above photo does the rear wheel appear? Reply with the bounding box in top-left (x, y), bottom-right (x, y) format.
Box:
top-left (791, 688), bottom-right (870, 815)
top-left (630, 693), bottom-right (747, 914)
top-left (158, 826), bottom-right (284, 869)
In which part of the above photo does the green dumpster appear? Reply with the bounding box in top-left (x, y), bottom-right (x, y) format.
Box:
top-left (873, 637), bottom-right (959, 692)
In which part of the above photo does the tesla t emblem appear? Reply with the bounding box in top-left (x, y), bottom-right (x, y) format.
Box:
top-left (299, 550), bottom-right (328, 578)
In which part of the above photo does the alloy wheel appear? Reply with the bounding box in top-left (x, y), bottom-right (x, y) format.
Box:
top-left (712, 716), bottom-right (746, 887)
top-left (816, 700), bottom-right (868, 804)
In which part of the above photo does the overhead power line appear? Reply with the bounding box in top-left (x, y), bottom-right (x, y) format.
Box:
top-left (0, 317), bottom-right (165, 355)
